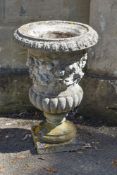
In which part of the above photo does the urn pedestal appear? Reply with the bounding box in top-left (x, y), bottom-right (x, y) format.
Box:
top-left (14, 21), bottom-right (98, 154)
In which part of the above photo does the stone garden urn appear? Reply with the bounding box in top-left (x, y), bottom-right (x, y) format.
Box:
top-left (14, 21), bottom-right (98, 153)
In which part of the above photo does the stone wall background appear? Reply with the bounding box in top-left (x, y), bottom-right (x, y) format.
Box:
top-left (0, 0), bottom-right (117, 124)
top-left (79, 0), bottom-right (117, 124)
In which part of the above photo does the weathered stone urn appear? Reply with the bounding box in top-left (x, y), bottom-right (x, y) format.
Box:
top-left (14, 21), bottom-right (98, 153)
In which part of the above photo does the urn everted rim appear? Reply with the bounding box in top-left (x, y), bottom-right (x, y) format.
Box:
top-left (14, 20), bottom-right (98, 52)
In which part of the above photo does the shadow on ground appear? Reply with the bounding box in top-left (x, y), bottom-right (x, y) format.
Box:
top-left (0, 128), bottom-right (36, 154)
top-left (1, 109), bottom-right (117, 127)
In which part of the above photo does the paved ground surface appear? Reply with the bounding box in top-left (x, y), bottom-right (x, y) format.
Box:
top-left (0, 115), bottom-right (117, 175)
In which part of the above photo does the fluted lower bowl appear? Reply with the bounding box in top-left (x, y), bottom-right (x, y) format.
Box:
top-left (29, 84), bottom-right (83, 114)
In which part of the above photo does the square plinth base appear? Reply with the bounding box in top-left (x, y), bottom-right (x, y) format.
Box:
top-left (31, 125), bottom-right (82, 155)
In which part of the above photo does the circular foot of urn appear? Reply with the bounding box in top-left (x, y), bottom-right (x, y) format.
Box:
top-left (32, 118), bottom-right (77, 144)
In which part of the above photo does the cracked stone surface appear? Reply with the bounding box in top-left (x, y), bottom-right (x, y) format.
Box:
top-left (14, 20), bottom-right (98, 144)
top-left (0, 116), bottom-right (117, 175)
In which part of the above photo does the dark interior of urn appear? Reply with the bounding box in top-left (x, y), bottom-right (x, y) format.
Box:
top-left (41, 31), bottom-right (77, 39)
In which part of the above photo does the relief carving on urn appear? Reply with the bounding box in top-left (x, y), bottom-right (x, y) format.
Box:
top-left (14, 21), bottom-right (98, 153)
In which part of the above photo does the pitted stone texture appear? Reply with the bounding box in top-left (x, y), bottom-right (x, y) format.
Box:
top-left (29, 85), bottom-right (83, 114)
top-left (26, 47), bottom-right (85, 114)
top-left (26, 52), bottom-right (87, 94)
top-left (14, 20), bottom-right (98, 118)
top-left (14, 20), bottom-right (98, 145)
top-left (14, 21), bottom-right (98, 52)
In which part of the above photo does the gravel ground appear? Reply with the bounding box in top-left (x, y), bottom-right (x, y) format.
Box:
top-left (0, 116), bottom-right (117, 175)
